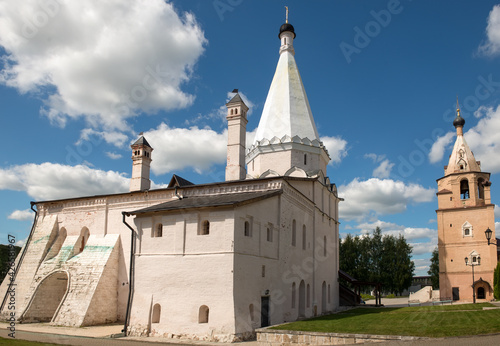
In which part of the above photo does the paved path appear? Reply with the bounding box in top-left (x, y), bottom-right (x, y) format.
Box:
top-left (0, 322), bottom-right (259, 345)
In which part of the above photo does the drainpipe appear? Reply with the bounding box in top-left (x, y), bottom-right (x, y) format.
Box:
top-left (122, 211), bottom-right (136, 335)
top-left (0, 202), bottom-right (39, 312)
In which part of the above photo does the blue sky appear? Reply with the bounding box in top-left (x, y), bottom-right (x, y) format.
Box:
top-left (1, 1), bottom-right (500, 276)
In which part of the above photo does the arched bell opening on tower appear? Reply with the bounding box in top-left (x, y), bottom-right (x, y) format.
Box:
top-left (460, 179), bottom-right (470, 199)
top-left (477, 177), bottom-right (485, 199)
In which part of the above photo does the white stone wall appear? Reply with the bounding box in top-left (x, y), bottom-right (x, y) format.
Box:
top-left (129, 208), bottom-right (237, 341)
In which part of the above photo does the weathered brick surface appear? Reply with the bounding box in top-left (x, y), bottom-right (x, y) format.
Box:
top-left (8, 232), bottom-right (119, 326)
top-left (0, 215), bottom-right (58, 318)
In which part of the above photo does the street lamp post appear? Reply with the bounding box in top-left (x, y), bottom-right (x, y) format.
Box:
top-left (465, 256), bottom-right (480, 304)
top-left (485, 227), bottom-right (495, 245)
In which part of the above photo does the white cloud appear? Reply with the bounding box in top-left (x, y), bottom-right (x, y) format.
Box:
top-left (373, 159), bottom-right (394, 179)
top-left (463, 105), bottom-right (500, 173)
top-left (478, 4), bottom-right (500, 56)
top-left (355, 220), bottom-right (436, 241)
top-left (105, 152), bottom-right (123, 160)
top-left (0, 163), bottom-right (129, 200)
top-left (364, 153), bottom-right (385, 163)
top-left (339, 178), bottom-right (435, 221)
top-left (429, 105), bottom-right (500, 172)
top-left (321, 136), bottom-right (348, 164)
top-left (78, 129), bottom-right (129, 148)
top-left (144, 123), bottom-right (227, 175)
top-left (8, 209), bottom-right (33, 221)
top-left (185, 91), bottom-right (256, 127)
top-left (0, 0), bottom-right (206, 131)
top-left (429, 132), bottom-right (455, 163)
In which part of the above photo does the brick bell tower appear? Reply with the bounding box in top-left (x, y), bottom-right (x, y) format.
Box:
top-left (436, 103), bottom-right (497, 302)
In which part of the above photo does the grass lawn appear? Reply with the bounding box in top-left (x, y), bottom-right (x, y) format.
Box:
top-left (273, 303), bottom-right (500, 337)
top-left (0, 338), bottom-right (60, 345)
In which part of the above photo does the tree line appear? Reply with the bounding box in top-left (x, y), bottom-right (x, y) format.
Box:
top-left (339, 227), bottom-right (415, 295)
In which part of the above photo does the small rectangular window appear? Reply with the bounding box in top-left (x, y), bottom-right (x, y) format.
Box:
top-left (262, 265), bottom-right (266, 277)
top-left (267, 227), bottom-right (273, 242)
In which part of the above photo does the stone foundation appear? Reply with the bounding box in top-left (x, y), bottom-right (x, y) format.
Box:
top-left (128, 324), bottom-right (255, 343)
top-left (256, 328), bottom-right (427, 345)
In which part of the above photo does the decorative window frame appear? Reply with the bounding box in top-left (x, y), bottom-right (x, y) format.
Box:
top-left (469, 250), bottom-right (480, 265)
top-left (462, 221), bottom-right (473, 238)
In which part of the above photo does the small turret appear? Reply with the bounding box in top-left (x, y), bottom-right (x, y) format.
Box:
top-left (225, 90), bottom-right (248, 181)
top-left (130, 134), bottom-right (153, 192)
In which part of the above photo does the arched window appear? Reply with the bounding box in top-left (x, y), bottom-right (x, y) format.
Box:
top-left (74, 227), bottom-right (90, 256)
top-left (244, 221), bottom-right (251, 237)
top-left (321, 281), bottom-right (327, 313)
top-left (292, 220), bottom-right (296, 246)
top-left (249, 304), bottom-right (255, 321)
top-left (302, 225), bottom-right (306, 250)
top-left (235, 108), bottom-right (238, 114)
top-left (323, 236), bottom-right (327, 256)
top-left (267, 227), bottom-right (273, 242)
top-left (306, 284), bottom-right (310, 308)
top-left (298, 280), bottom-right (305, 317)
top-left (199, 220), bottom-right (210, 235)
top-left (154, 223), bottom-right (163, 237)
top-left (304, 154), bottom-right (307, 165)
top-left (460, 179), bottom-right (470, 199)
top-left (291, 282), bottom-right (296, 308)
top-left (45, 227), bottom-right (67, 261)
top-left (478, 178), bottom-right (485, 199)
top-left (152, 304), bottom-right (161, 323)
top-left (198, 305), bottom-right (209, 323)
top-left (230, 109), bottom-right (234, 115)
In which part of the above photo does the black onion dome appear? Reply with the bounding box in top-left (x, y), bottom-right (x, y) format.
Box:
top-left (279, 23), bottom-right (296, 38)
top-left (453, 115), bottom-right (465, 127)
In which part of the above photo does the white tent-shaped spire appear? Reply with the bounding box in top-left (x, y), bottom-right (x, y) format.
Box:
top-left (253, 24), bottom-right (319, 144)
top-left (246, 19), bottom-right (330, 179)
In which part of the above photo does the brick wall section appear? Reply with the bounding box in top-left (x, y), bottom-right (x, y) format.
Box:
top-left (0, 215), bottom-right (58, 318)
top-left (82, 241), bottom-right (119, 326)
top-left (18, 234), bottom-right (119, 326)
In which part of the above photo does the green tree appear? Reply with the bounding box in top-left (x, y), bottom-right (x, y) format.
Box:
top-left (428, 247), bottom-right (439, 289)
top-left (393, 235), bottom-right (415, 295)
top-left (340, 228), bottom-right (415, 295)
top-left (494, 262), bottom-right (500, 300)
top-left (0, 244), bottom-right (21, 282)
top-left (339, 234), bottom-right (358, 279)
top-left (369, 227), bottom-right (383, 283)
top-left (380, 234), bottom-right (397, 294)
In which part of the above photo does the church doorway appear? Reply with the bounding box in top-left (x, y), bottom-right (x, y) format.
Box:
top-left (477, 287), bottom-right (485, 299)
top-left (298, 280), bottom-right (305, 317)
top-left (260, 296), bottom-right (270, 327)
top-left (22, 272), bottom-right (68, 323)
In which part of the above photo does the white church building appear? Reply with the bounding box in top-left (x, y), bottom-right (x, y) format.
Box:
top-left (0, 19), bottom-right (341, 342)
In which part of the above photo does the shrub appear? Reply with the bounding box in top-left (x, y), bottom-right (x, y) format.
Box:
top-left (494, 262), bottom-right (500, 300)
top-left (361, 293), bottom-right (375, 300)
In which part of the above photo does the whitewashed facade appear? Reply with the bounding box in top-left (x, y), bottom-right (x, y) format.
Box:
top-left (0, 20), bottom-right (341, 342)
